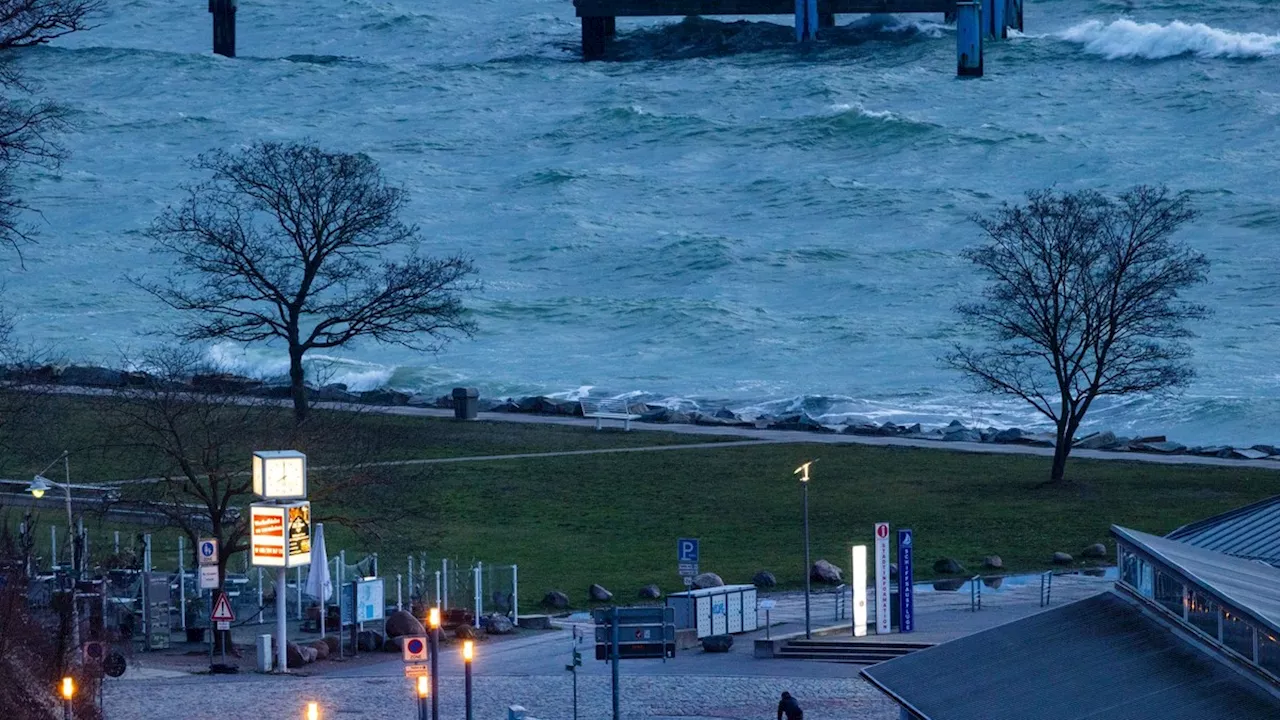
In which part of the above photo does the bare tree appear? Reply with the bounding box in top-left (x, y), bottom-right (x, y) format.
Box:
top-left (0, 0), bottom-right (102, 258)
top-left (945, 185), bottom-right (1210, 484)
top-left (136, 141), bottom-right (478, 423)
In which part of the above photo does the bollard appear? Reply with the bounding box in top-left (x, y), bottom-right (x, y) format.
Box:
top-left (955, 2), bottom-right (983, 77)
top-left (256, 634), bottom-right (273, 672)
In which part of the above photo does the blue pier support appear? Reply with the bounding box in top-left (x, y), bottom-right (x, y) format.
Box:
top-left (794, 0), bottom-right (818, 41)
top-left (955, 2), bottom-right (983, 77)
top-left (1005, 0), bottom-right (1023, 32)
top-left (208, 0), bottom-right (237, 57)
top-left (980, 0), bottom-right (1002, 39)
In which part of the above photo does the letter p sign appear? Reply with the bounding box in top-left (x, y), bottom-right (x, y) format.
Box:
top-left (677, 538), bottom-right (699, 563)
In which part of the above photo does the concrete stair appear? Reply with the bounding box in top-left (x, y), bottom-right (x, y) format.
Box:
top-left (774, 639), bottom-right (933, 665)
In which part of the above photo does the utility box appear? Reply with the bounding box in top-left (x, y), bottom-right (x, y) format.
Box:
top-left (452, 387), bottom-right (479, 420)
top-left (666, 584), bottom-right (758, 639)
top-left (256, 634), bottom-right (273, 673)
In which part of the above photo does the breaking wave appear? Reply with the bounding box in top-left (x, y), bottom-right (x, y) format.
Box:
top-left (1059, 19), bottom-right (1280, 60)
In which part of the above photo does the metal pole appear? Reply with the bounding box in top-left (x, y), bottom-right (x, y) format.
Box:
top-left (435, 571), bottom-right (441, 608)
top-left (442, 559), bottom-right (449, 610)
top-left (465, 657), bottom-right (473, 720)
top-left (179, 537), bottom-right (187, 631)
top-left (276, 566), bottom-right (288, 673)
top-left (65, 482), bottom-right (80, 656)
top-left (803, 480), bottom-right (811, 639)
top-left (408, 555), bottom-right (414, 606)
top-left (474, 563), bottom-right (482, 628)
top-left (51, 526), bottom-right (56, 571)
top-left (429, 626), bottom-right (439, 720)
top-left (114, 531), bottom-right (119, 555)
top-left (611, 606), bottom-right (620, 720)
top-left (512, 565), bottom-right (519, 623)
top-left (397, 574), bottom-right (403, 611)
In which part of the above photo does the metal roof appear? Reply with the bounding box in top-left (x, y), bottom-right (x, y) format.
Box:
top-left (861, 592), bottom-right (1280, 720)
top-left (1113, 525), bottom-right (1280, 637)
top-left (1167, 495), bottom-right (1280, 566)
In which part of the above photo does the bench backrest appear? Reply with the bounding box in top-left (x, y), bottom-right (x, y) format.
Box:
top-left (579, 397), bottom-right (637, 415)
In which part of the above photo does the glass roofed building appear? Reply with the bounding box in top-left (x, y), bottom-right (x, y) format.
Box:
top-left (862, 525), bottom-right (1280, 720)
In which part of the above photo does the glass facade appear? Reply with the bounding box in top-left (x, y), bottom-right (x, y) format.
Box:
top-left (1153, 571), bottom-right (1185, 619)
top-left (1260, 633), bottom-right (1280, 678)
top-left (1188, 591), bottom-right (1220, 639)
top-left (1223, 612), bottom-right (1256, 661)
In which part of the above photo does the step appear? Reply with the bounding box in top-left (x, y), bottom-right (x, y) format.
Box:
top-left (786, 640), bottom-right (933, 651)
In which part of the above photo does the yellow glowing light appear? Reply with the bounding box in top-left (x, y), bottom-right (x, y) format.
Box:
top-left (428, 607), bottom-right (440, 629)
top-left (462, 640), bottom-right (474, 662)
top-left (31, 488), bottom-right (45, 499)
top-left (306, 702), bottom-right (319, 720)
top-left (793, 460), bottom-right (816, 483)
top-left (61, 677), bottom-right (74, 701)
top-left (417, 675), bottom-right (430, 697)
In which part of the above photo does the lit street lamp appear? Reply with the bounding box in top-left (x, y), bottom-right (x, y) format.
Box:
top-left (60, 676), bottom-right (74, 720)
top-left (306, 702), bottom-right (320, 720)
top-left (463, 640), bottom-right (474, 720)
top-left (793, 460), bottom-right (816, 639)
top-left (416, 674), bottom-right (430, 720)
top-left (428, 607), bottom-right (440, 720)
top-left (30, 452), bottom-right (82, 653)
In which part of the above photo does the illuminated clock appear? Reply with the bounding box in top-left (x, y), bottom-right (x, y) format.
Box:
top-left (252, 450), bottom-right (308, 499)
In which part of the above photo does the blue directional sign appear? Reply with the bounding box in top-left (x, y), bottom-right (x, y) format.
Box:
top-left (677, 538), bottom-right (699, 564)
top-left (898, 529), bottom-right (915, 633)
top-left (198, 538), bottom-right (219, 566)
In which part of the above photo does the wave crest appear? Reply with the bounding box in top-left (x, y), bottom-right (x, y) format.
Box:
top-left (1059, 19), bottom-right (1280, 60)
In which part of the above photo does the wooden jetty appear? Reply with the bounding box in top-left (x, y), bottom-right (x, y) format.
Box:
top-left (572, 0), bottom-right (1023, 75)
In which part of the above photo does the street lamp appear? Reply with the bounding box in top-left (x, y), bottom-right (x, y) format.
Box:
top-left (306, 702), bottom-right (320, 720)
top-left (794, 460), bottom-right (816, 639)
top-left (462, 640), bottom-right (474, 720)
top-left (427, 608), bottom-right (440, 720)
top-left (60, 676), bottom-right (74, 720)
top-left (30, 452), bottom-right (81, 653)
top-left (416, 674), bottom-right (430, 720)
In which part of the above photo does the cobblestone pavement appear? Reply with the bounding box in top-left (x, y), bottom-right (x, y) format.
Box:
top-left (104, 672), bottom-right (898, 720)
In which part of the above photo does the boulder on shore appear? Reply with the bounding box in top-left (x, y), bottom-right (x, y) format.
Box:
top-left (385, 609), bottom-right (426, 638)
top-left (810, 559), bottom-right (843, 584)
top-left (1081, 543), bottom-right (1108, 559)
top-left (691, 573), bottom-right (724, 590)
top-left (983, 556), bottom-right (1003, 570)
top-left (484, 613), bottom-right (515, 635)
top-left (455, 624), bottom-right (477, 640)
top-left (589, 584), bottom-right (613, 602)
top-left (701, 634), bottom-right (733, 653)
top-left (310, 640), bottom-right (330, 661)
top-left (934, 558), bottom-right (965, 575)
top-left (638, 584), bottom-right (662, 600)
top-left (752, 571), bottom-right (776, 588)
top-left (541, 590), bottom-right (570, 610)
top-left (1052, 552), bottom-right (1074, 565)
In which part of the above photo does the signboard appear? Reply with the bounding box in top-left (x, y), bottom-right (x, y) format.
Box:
top-left (404, 664), bottom-right (431, 678)
top-left (853, 544), bottom-right (868, 637)
top-left (198, 538), bottom-right (219, 566)
top-left (340, 582), bottom-right (355, 626)
top-left (874, 522), bottom-right (891, 634)
top-left (83, 641), bottom-right (106, 665)
top-left (356, 578), bottom-right (385, 623)
top-left (759, 599), bottom-right (776, 610)
top-left (250, 501), bottom-right (311, 568)
top-left (252, 450), bottom-right (308, 499)
top-left (199, 565), bottom-right (219, 590)
top-left (217, 621), bottom-right (230, 631)
top-left (402, 636), bottom-right (428, 662)
top-left (898, 529), bottom-right (915, 633)
top-left (593, 606), bottom-right (676, 660)
top-left (677, 537), bottom-right (699, 579)
top-left (211, 591), bottom-right (236, 623)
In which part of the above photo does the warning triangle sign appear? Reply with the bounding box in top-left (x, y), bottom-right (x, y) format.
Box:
top-left (210, 591), bottom-right (236, 623)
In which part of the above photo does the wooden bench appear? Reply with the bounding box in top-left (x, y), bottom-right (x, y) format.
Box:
top-left (579, 397), bottom-right (643, 431)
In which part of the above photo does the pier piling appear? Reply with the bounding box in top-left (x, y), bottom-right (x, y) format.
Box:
top-left (582, 16), bottom-right (608, 59)
top-left (955, 1), bottom-right (982, 77)
top-left (209, 0), bottom-right (237, 57)
top-left (794, 0), bottom-right (819, 41)
top-left (818, 12), bottom-right (836, 28)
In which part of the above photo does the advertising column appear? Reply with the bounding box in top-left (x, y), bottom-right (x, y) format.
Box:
top-left (852, 544), bottom-right (868, 637)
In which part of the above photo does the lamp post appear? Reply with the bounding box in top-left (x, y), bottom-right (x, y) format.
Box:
top-left (793, 461), bottom-right (816, 639)
top-left (30, 452), bottom-right (81, 655)
top-left (306, 702), bottom-right (320, 720)
top-left (428, 607), bottom-right (440, 720)
top-left (61, 676), bottom-right (74, 720)
top-left (462, 640), bottom-right (474, 720)
top-left (416, 675), bottom-right (429, 720)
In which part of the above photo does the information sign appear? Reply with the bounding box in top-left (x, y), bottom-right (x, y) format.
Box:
top-left (898, 528), bottom-right (915, 633)
top-left (356, 578), bottom-right (385, 623)
top-left (250, 501), bottom-right (311, 568)
top-left (853, 544), bottom-right (868, 637)
top-left (198, 538), bottom-right (219, 567)
top-left (199, 565), bottom-right (219, 590)
top-left (875, 522), bottom-right (891, 634)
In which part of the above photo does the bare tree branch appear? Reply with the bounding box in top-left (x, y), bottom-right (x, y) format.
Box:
top-left (944, 185), bottom-right (1210, 483)
top-left (134, 141), bottom-right (479, 423)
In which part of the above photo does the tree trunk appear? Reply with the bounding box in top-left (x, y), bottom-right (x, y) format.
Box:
top-left (288, 345), bottom-right (309, 424)
top-left (1050, 417), bottom-right (1078, 484)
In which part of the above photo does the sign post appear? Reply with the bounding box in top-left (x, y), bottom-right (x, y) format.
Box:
top-left (593, 606), bottom-right (676, 720)
top-left (852, 544), bottom-right (868, 637)
top-left (210, 591), bottom-right (235, 667)
top-left (874, 522), bottom-right (891, 634)
top-left (898, 529), bottom-right (914, 633)
top-left (249, 451), bottom-right (312, 675)
top-left (677, 538), bottom-right (699, 586)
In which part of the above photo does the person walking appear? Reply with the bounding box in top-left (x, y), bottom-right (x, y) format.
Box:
top-left (777, 691), bottom-right (803, 720)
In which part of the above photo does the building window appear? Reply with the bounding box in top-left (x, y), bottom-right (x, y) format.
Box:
top-left (1260, 633), bottom-right (1280, 678)
top-left (1188, 591), bottom-right (1219, 640)
top-left (1222, 611), bottom-right (1255, 661)
top-left (1153, 571), bottom-right (1184, 618)
top-left (1121, 547), bottom-right (1141, 588)
top-left (1138, 559), bottom-right (1154, 599)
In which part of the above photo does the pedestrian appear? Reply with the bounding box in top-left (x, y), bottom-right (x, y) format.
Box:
top-left (777, 691), bottom-right (803, 720)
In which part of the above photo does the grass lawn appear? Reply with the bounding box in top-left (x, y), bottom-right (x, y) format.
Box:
top-left (4, 393), bottom-right (1279, 609)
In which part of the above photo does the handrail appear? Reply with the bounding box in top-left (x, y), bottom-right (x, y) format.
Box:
top-left (969, 576), bottom-right (982, 612)
top-left (1040, 571), bottom-right (1053, 607)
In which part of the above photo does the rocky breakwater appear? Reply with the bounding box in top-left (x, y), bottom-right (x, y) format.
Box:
top-left (25, 363), bottom-right (1280, 465)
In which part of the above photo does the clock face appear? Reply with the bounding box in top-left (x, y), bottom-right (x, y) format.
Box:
top-left (255, 453), bottom-right (306, 498)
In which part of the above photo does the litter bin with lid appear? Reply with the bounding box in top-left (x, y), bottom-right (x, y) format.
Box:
top-left (452, 387), bottom-right (479, 420)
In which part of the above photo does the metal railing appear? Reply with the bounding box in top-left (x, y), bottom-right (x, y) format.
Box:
top-left (969, 576), bottom-right (982, 612)
top-left (1040, 571), bottom-right (1054, 607)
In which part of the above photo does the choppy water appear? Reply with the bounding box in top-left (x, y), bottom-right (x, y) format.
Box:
top-left (8, 0), bottom-right (1280, 445)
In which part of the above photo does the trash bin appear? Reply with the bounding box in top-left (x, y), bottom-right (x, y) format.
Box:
top-left (452, 387), bottom-right (479, 420)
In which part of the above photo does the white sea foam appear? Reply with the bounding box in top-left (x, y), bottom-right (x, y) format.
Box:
top-left (1059, 19), bottom-right (1280, 60)
top-left (204, 343), bottom-right (394, 391)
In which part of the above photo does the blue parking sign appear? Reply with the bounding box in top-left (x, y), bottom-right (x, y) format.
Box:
top-left (677, 538), bottom-right (699, 564)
